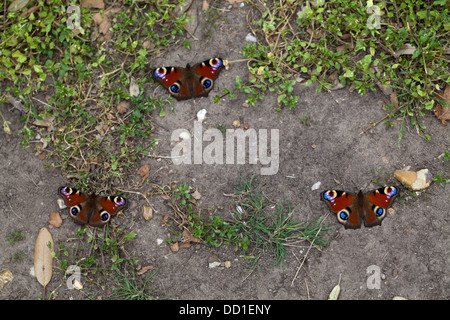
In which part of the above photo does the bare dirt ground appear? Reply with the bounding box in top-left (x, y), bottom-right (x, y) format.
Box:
top-left (1, 1), bottom-right (449, 301)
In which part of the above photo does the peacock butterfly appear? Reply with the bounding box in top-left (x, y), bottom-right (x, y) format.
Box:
top-left (152, 58), bottom-right (224, 100)
top-left (321, 186), bottom-right (398, 229)
top-left (58, 187), bottom-right (127, 227)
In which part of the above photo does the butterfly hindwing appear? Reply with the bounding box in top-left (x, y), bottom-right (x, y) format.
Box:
top-left (364, 186), bottom-right (398, 227)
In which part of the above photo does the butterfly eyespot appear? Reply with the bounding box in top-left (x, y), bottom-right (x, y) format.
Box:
top-left (323, 190), bottom-right (337, 200)
top-left (100, 211), bottom-right (110, 222)
top-left (384, 187), bottom-right (397, 197)
top-left (70, 206), bottom-right (80, 216)
top-left (338, 210), bottom-right (349, 221)
top-left (153, 67), bottom-right (167, 78)
top-left (202, 78), bottom-right (212, 89)
top-left (169, 83), bottom-right (180, 94)
top-left (209, 58), bottom-right (223, 68)
top-left (374, 206), bottom-right (385, 217)
top-left (114, 197), bottom-right (126, 205)
top-left (60, 187), bottom-right (73, 196)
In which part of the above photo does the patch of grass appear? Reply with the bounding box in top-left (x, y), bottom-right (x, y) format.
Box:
top-left (111, 265), bottom-right (160, 300)
top-left (230, 175), bottom-right (330, 272)
top-left (231, 0), bottom-right (449, 142)
top-left (162, 176), bottom-right (330, 273)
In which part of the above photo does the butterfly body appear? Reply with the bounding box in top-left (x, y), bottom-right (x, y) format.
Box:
top-left (152, 58), bottom-right (224, 100)
top-left (321, 187), bottom-right (398, 229)
top-left (58, 187), bottom-right (127, 227)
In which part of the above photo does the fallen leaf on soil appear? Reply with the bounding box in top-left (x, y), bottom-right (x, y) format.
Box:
top-left (390, 93), bottom-right (399, 108)
top-left (49, 211), bottom-right (62, 228)
top-left (192, 189), bottom-right (202, 200)
top-left (34, 227), bottom-right (54, 288)
top-left (136, 265), bottom-right (154, 276)
top-left (328, 274), bottom-right (341, 300)
top-left (130, 77), bottom-right (140, 97)
top-left (7, 0), bottom-right (29, 12)
top-left (233, 120), bottom-right (241, 128)
top-left (92, 12), bottom-right (112, 41)
top-left (142, 205), bottom-right (153, 221)
top-left (81, 0), bottom-right (105, 9)
top-left (434, 84), bottom-right (450, 126)
top-left (6, 95), bottom-right (25, 112)
top-left (33, 116), bottom-right (55, 131)
top-left (137, 164), bottom-right (151, 179)
top-left (0, 270), bottom-right (13, 291)
top-left (117, 101), bottom-right (129, 114)
top-left (202, 0), bottom-right (209, 10)
top-left (170, 242), bottom-right (179, 253)
top-left (182, 228), bottom-right (201, 244)
top-left (394, 43), bottom-right (416, 58)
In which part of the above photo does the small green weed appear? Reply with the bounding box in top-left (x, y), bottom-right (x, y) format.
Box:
top-left (444, 150), bottom-right (450, 161)
top-left (432, 172), bottom-right (450, 187)
top-left (300, 114), bottom-right (311, 126)
top-left (6, 231), bottom-right (25, 245)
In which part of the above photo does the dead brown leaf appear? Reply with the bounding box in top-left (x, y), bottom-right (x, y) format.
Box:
top-left (81, 0), bottom-right (105, 9)
top-left (136, 265), bottom-right (154, 276)
top-left (434, 84), bottom-right (450, 126)
top-left (34, 227), bottom-right (54, 288)
top-left (130, 77), bottom-right (140, 97)
top-left (33, 116), bottom-right (55, 131)
top-left (390, 93), bottom-right (399, 109)
top-left (170, 242), bottom-right (179, 253)
top-left (142, 205), bottom-right (153, 221)
top-left (192, 189), bottom-right (202, 200)
top-left (137, 164), bottom-right (151, 179)
top-left (49, 212), bottom-right (62, 228)
top-left (117, 101), bottom-right (129, 114)
top-left (92, 12), bottom-right (112, 41)
top-left (182, 228), bottom-right (201, 244)
top-left (202, 0), bottom-right (209, 11)
top-left (7, 0), bottom-right (29, 12)
top-left (224, 0), bottom-right (245, 4)
top-left (394, 43), bottom-right (416, 58)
